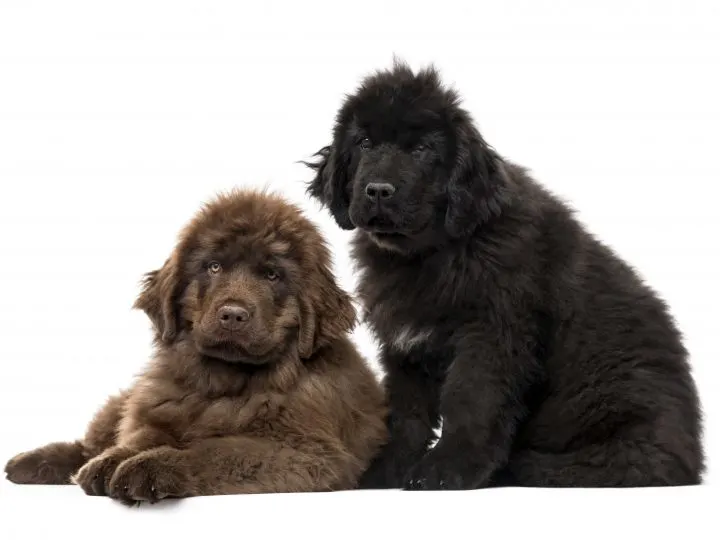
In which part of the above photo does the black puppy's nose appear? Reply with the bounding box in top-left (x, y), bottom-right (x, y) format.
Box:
top-left (218, 304), bottom-right (251, 330)
top-left (365, 182), bottom-right (396, 201)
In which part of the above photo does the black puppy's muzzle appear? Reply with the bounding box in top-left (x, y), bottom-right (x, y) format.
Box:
top-left (365, 182), bottom-right (396, 202)
top-left (350, 151), bottom-right (416, 231)
top-left (353, 185), bottom-right (402, 230)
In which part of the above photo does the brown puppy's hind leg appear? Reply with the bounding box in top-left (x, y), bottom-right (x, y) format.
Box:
top-left (5, 441), bottom-right (87, 485)
top-left (5, 392), bottom-right (127, 485)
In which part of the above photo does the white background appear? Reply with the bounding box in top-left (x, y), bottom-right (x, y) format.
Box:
top-left (0, 1), bottom-right (718, 539)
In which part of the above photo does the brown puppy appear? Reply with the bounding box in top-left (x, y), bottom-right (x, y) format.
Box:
top-left (5, 190), bottom-right (387, 502)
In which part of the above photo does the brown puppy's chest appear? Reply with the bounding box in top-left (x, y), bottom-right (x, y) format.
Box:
top-left (119, 387), bottom-right (288, 447)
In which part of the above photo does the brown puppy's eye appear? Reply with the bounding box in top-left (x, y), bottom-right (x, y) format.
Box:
top-left (208, 261), bottom-right (222, 274)
top-left (265, 269), bottom-right (280, 281)
top-left (359, 137), bottom-right (373, 150)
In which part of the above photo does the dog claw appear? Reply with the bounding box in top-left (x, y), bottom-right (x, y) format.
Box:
top-left (407, 477), bottom-right (426, 490)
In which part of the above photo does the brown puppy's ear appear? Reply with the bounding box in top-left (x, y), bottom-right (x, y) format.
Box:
top-left (305, 146), bottom-right (355, 231)
top-left (133, 254), bottom-right (182, 343)
top-left (297, 263), bottom-right (356, 359)
top-left (445, 118), bottom-right (511, 237)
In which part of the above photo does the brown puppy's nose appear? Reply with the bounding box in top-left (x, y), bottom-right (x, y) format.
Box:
top-left (217, 304), bottom-right (251, 330)
top-left (365, 182), bottom-right (396, 201)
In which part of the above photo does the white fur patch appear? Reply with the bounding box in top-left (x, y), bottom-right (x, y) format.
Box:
top-left (390, 325), bottom-right (432, 352)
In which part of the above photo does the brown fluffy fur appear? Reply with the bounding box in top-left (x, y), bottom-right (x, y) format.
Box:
top-left (5, 190), bottom-right (387, 503)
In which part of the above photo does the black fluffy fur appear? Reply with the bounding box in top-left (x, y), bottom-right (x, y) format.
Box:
top-left (306, 62), bottom-right (704, 489)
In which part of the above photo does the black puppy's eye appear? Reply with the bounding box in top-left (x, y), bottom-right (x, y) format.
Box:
top-left (359, 137), bottom-right (373, 150)
top-left (265, 268), bottom-right (280, 281)
top-left (208, 261), bottom-right (222, 274)
top-left (413, 142), bottom-right (429, 154)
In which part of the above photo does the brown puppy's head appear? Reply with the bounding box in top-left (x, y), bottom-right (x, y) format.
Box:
top-left (307, 61), bottom-right (511, 255)
top-left (134, 190), bottom-right (356, 365)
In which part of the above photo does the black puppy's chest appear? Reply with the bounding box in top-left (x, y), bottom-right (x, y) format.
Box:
top-left (356, 239), bottom-right (497, 366)
top-left (362, 273), bottom-right (461, 362)
top-left (362, 266), bottom-right (471, 352)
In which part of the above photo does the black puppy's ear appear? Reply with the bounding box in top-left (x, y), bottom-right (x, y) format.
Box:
top-left (133, 253), bottom-right (182, 343)
top-left (445, 121), bottom-right (511, 237)
top-left (297, 259), bottom-right (356, 359)
top-left (305, 146), bottom-right (355, 230)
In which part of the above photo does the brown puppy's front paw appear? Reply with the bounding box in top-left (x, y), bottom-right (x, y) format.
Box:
top-left (108, 453), bottom-right (190, 504)
top-left (5, 442), bottom-right (86, 485)
top-left (73, 447), bottom-right (135, 496)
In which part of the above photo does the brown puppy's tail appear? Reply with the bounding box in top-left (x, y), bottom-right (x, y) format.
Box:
top-left (5, 441), bottom-right (88, 485)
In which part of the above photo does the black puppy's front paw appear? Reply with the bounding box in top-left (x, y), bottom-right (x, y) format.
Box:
top-left (358, 454), bottom-right (405, 489)
top-left (403, 450), bottom-right (464, 490)
top-left (358, 444), bottom-right (427, 489)
top-left (403, 442), bottom-right (487, 491)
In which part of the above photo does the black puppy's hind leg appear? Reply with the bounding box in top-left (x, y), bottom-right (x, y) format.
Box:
top-left (507, 431), bottom-right (702, 487)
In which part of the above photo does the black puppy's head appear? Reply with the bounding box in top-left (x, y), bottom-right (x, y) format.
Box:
top-left (307, 62), bottom-right (510, 254)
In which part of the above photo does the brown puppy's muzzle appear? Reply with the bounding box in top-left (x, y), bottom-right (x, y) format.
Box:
top-left (195, 288), bottom-right (279, 364)
top-left (217, 303), bottom-right (253, 331)
top-left (200, 297), bottom-right (265, 344)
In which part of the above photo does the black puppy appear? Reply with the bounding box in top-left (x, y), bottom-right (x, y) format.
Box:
top-left (306, 62), bottom-right (704, 489)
